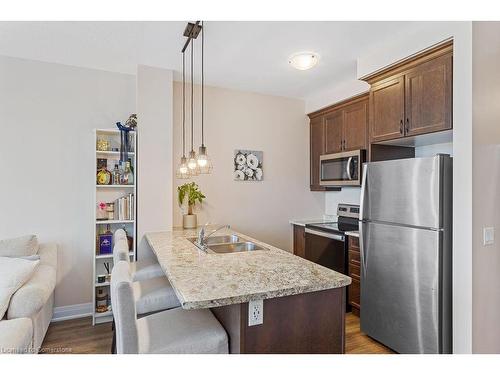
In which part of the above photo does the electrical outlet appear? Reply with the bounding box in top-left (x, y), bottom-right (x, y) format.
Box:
top-left (484, 227), bottom-right (495, 246)
top-left (248, 299), bottom-right (263, 326)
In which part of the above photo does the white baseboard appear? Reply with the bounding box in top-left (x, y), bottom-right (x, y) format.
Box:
top-left (52, 302), bottom-right (93, 322)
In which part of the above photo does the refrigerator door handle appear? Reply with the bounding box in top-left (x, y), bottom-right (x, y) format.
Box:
top-left (359, 223), bottom-right (367, 275)
top-left (359, 163), bottom-right (368, 220)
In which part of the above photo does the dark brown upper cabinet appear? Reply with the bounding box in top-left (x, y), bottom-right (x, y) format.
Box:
top-left (324, 110), bottom-right (344, 154)
top-left (343, 100), bottom-right (368, 151)
top-left (309, 116), bottom-right (325, 191)
top-left (308, 93), bottom-right (369, 191)
top-left (404, 54), bottom-right (452, 136)
top-left (364, 41), bottom-right (452, 143)
top-left (369, 76), bottom-right (405, 142)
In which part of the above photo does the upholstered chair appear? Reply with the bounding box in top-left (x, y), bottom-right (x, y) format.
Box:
top-left (112, 238), bottom-right (179, 315)
top-left (111, 261), bottom-right (228, 354)
top-left (113, 229), bottom-right (164, 282)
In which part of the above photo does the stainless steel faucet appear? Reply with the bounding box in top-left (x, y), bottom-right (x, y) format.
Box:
top-left (197, 224), bottom-right (231, 248)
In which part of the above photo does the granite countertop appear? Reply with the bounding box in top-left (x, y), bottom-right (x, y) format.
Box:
top-left (145, 227), bottom-right (351, 310)
top-left (345, 231), bottom-right (359, 238)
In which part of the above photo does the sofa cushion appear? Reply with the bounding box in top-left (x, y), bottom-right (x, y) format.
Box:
top-left (0, 318), bottom-right (33, 354)
top-left (0, 235), bottom-right (38, 258)
top-left (7, 264), bottom-right (56, 319)
top-left (0, 257), bottom-right (39, 319)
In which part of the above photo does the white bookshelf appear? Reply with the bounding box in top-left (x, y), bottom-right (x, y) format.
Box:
top-left (92, 128), bottom-right (137, 325)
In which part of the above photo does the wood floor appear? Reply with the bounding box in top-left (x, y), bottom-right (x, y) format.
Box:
top-left (41, 313), bottom-right (393, 354)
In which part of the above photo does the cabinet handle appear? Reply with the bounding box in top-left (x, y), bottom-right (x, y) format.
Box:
top-left (399, 120), bottom-right (403, 134)
top-left (405, 118), bottom-right (409, 133)
top-left (344, 139), bottom-right (347, 150)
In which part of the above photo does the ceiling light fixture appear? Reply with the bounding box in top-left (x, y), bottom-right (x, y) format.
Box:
top-left (288, 52), bottom-right (320, 70)
top-left (196, 21), bottom-right (212, 174)
top-left (176, 50), bottom-right (190, 179)
top-left (187, 39), bottom-right (199, 174)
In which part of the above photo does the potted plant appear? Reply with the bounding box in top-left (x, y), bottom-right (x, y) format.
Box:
top-left (177, 182), bottom-right (206, 229)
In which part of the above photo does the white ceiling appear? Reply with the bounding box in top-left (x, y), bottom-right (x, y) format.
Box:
top-left (0, 21), bottom-right (427, 99)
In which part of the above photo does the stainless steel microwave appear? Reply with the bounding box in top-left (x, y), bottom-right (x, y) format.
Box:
top-left (319, 150), bottom-right (365, 187)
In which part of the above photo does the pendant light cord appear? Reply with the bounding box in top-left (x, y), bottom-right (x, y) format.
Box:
top-left (201, 21), bottom-right (204, 147)
top-left (182, 51), bottom-right (186, 158)
top-left (190, 40), bottom-right (194, 153)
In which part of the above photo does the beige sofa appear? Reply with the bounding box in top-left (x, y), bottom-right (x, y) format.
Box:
top-left (1, 242), bottom-right (57, 352)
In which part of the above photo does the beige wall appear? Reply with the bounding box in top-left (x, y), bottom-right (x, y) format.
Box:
top-left (472, 22), bottom-right (500, 353)
top-left (172, 83), bottom-right (324, 251)
top-left (0, 55), bottom-right (135, 308)
top-left (137, 65), bottom-right (173, 260)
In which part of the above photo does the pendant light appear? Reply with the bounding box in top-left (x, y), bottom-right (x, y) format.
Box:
top-left (187, 40), bottom-right (200, 175)
top-left (176, 51), bottom-right (189, 179)
top-left (197, 21), bottom-right (212, 174)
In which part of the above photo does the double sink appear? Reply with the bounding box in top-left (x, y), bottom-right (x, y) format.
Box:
top-left (187, 234), bottom-right (268, 254)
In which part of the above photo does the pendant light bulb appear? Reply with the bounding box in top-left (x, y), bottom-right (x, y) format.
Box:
top-left (197, 145), bottom-right (208, 167)
top-left (188, 150), bottom-right (198, 170)
top-left (179, 156), bottom-right (188, 174)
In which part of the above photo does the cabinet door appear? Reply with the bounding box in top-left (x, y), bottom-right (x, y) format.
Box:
top-left (324, 110), bottom-right (344, 154)
top-left (369, 75), bottom-right (405, 142)
top-left (310, 116), bottom-right (325, 190)
top-left (343, 100), bottom-right (368, 151)
top-left (405, 54), bottom-right (452, 136)
top-left (293, 225), bottom-right (305, 258)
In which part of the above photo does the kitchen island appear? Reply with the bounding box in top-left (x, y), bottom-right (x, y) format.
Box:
top-left (145, 227), bottom-right (351, 354)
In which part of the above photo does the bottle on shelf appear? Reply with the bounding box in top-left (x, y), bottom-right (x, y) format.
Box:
top-left (112, 164), bottom-right (121, 185)
top-left (96, 166), bottom-right (112, 185)
top-left (121, 160), bottom-right (134, 185)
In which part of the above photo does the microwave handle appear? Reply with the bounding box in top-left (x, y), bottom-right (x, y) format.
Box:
top-left (346, 157), bottom-right (353, 180)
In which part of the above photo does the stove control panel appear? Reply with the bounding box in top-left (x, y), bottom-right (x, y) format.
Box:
top-left (337, 204), bottom-right (360, 219)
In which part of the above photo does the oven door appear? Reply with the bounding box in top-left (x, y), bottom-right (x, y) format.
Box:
top-left (320, 150), bottom-right (364, 186)
top-left (304, 228), bottom-right (346, 275)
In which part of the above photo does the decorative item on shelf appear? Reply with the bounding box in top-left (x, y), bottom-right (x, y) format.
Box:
top-left (178, 182), bottom-right (205, 229)
top-left (116, 113), bottom-right (137, 164)
top-left (98, 225), bottom-right (113, 255)
top-left (106, 203), bottom-right (114, 220)
top-left (96, 137), bottom-right (110, 151)
top-left (97, 275), bottom-right (106, 284)
top-left (234, 150), bottom-right (263, 181)
top-left (103, 263), bottom-right (111, 281)
top-left (112, 164), bottom-right (121, 185)
top-left (95, 287), bottom-right (109, 313)
top-left (96, 159), bottom-right (112, 185)
top-left (96, 202), bottom-right (108, 220)
top-left (122, 160), bottom-right (134, 185)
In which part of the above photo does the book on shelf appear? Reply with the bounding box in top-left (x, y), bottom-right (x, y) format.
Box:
top-left (113, 193), bottom-right (135, 221)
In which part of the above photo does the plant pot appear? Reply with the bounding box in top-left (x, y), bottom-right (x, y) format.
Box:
top-left (183, 214), bottom-right (197, 229)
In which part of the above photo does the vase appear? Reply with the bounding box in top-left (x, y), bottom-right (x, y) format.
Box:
top-left (183, 214), bottom-right (197, 229)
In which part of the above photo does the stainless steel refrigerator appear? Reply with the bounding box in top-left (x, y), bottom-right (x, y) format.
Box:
top-left (359, 154), bottom-right (452, 354)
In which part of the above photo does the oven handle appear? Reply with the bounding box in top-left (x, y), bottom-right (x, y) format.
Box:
top-left (346, 156), bottom-right (353, 180)
top-left (305, 228), bottom-right (345, 242)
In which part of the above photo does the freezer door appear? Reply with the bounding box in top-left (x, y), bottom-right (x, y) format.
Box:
top-left (360, 155), bottom-right (451, 228)
top-left (360, 221), bottom-right (445, 354)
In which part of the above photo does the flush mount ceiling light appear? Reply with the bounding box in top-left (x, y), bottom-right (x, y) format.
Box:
top-left (288, 52), bottom-right (320, 70)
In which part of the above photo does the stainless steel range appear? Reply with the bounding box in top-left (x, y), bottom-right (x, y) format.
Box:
top-left (305, 204), bottom-right (359, 311)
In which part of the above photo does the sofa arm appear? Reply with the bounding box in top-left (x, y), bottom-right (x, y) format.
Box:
top-left (38, 243), bottom-right (57, 270)
top-left (7, 264), bottom-right (56, 319)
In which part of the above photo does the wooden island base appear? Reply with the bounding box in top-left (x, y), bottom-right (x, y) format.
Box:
top-left (211, 287), bottom-right (346, 354)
